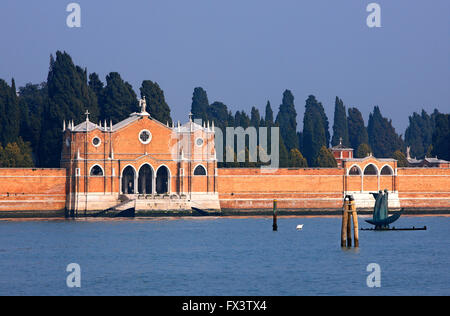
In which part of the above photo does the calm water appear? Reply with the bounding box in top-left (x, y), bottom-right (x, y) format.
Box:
top-left (0, 215), bottom-right (448, 296)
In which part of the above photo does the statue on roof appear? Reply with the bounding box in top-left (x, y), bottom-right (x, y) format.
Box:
top-left (139, 97), bottom-right (147, 113)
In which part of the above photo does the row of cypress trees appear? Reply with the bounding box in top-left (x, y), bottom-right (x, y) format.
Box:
top-left (0, 51), bottom-right (448, 168)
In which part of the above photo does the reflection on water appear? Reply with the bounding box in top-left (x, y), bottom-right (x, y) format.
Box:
top-left (0, 215), bottom-right (448, 295)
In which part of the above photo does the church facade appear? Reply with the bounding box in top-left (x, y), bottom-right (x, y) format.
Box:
top-left (61, 98), bottom-right (220, 216)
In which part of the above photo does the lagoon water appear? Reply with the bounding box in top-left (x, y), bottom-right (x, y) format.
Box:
top-left (0, 216), bottom-right (448, 296)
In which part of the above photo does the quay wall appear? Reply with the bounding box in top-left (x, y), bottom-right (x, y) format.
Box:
top-left (0, 167), bottom-right (449, 217)
top-left (0, 168), bottom-right (67, 217)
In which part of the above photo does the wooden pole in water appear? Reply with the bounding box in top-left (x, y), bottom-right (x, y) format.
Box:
top-left (273, 199), bottom-right (278, 231)
top-left (341, 197), bottom-right (348, 247)
top-left (347, 210), bottom-right (352, 247)
top-left (351, 198), bottom-right (359, 247)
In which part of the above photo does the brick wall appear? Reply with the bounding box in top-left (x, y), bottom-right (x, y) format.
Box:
top-left (217, 168), bottom-right (345, 210)
top-left (0, 168), bottom-right (67, 216)
top-left (397, 168), bottom-right (450, 208)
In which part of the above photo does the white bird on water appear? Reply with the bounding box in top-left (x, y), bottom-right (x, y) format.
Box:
top-left (296, 224), bottom-right (304, 230)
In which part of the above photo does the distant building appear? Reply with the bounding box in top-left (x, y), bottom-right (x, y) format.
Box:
top-left (330, 138), bottom-right (354, 168)
top-left (406, 147), bottom-right (450, 168)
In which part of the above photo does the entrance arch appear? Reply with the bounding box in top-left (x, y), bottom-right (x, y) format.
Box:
top-left (138, 164), bottom-right (154, 194)
top-left (156, 165), bottom-right (170, 194)
top-left (121, 166), bottom-right (136, 194)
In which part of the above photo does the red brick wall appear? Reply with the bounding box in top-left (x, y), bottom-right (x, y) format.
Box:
top-left (217, 168), bottom-right (345, 209)
top-left (397, 168), bottom-right (450, 208)
top-left (0, 166), bottom-right (449, 214)
top-left (0, 168), bottom-right (67, 214)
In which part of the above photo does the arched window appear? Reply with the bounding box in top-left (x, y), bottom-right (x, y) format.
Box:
top-left (194, 165), bottom-right (207, 176)
top-left (380, 165), bottom-right (393, 175)
top-left (90, 165), bottom-right (104, 176)
top-left (363, 164), bottom-right (378, 175)
top-left (348, 165), bottom-right (361, 176)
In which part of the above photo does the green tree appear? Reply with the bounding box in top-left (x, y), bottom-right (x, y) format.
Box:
top-left (264, 101), bottom-right (274, 127)
top-left (315, 146), bottom-right (337, 167)
top-left (0, 79), bottom-right (20, 146)
top-left (302, 95), bottom-right (329, 166)
top-left (393, 150), bottom-right (408, 167)
top-left (191, 87), bottom-right (209, 122)
top-left (0, 138), bottom-right (33, 167)
top-left (347, 107), bottom-right (368, 151)
top-left (289, 148), bottom-right (308, 168)
top-left (234, 110), bottom-right (250, 128)
top-left (331, 97), bottom-right (349, 147)
top-left (140, 80), bottom-right (172, 125)
top-left (18, 82), bottom-right (47, 165)
top-left (278, 136), bottom-right (289, 168)
top-left (88, 72), bottom-right (104, 102)
top-left (250, 106), bottom-right (261, 128)
top-left (404, 110), bottom-right (435, 159)
top-left (275, 90), bottom-right (298, 151)
top-left (356, 143), bottom-right (372, 158)
top-left (368, 106), bottom-right (404, 158)
top-left (100, 72), bottom-right (138, 123)
top-left (431, 113), bottom-right (450, 160)
top-left (39, 51), bottom-right (99, 167)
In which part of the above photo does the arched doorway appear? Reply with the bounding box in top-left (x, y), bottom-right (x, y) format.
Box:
top-left (122, 166), bottom-right (136, 194)
top-left (156, 166), bottom-right (170, 194)
top-left (138, 164), bottom-right (153, 194)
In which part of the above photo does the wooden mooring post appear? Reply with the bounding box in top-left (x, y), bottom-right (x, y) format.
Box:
top-left (341, 195), bottom-right (359, 247)
top-left (273, 199), bottom-right (278, 231)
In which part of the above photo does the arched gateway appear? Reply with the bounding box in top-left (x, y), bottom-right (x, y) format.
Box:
top-left (156, 166), bottom-right (170, 194)
top-left (138, 164), bottom-right (153, 194)
top-left (122, 166), bottom-right (135, 194)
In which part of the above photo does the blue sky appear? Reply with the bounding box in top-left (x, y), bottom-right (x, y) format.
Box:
top-left (0, 0), bottom-right (449, 133)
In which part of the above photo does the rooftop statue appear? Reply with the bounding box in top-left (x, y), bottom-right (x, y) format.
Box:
top-left (365, 189), bottom-right (402, 230)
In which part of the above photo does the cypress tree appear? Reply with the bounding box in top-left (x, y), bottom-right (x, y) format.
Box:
top-left (234, 110), bottom-right (250, 128)
top-left (18, 82), bottom-right (47, 164)
top-left (275, 90), bottom-right (298, 151)
top-left (367, 106), bottom-right (404, 158)
top-left (302, 95), bottom-right (329, 166)
top-left (0, 79), bottom-right (20, 146)
top-left (347, 107), bottom-right (368, 151)
top-left (250, 106), bottom-right (261, 128)
top-left (100, 72), bottom-right (139, 123)
top-left (331, 97), bottom-right (349, 147)
top-left (207, 101), bottom-right (230, 129)
top-left (88, 72), bottom-right (104, 101)
top-left (405, 110), bottom-right (435, 159)
top-left (140, 80), bottom-right (172, 125)
top-left (39, 51), bottom-right (98, 167)
top-left (431, 113), bottom-right (450, 160)
top-left (191, 87), bottom-right (209, 122)
top-left (264, 101), bottom-right (274, 127)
